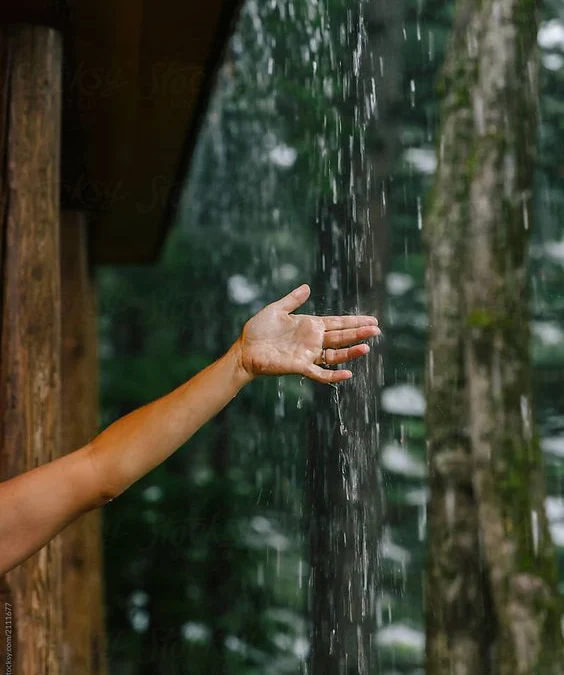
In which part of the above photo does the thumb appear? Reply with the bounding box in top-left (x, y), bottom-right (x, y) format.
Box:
top-left (274, 284), bottom-right (311, 313)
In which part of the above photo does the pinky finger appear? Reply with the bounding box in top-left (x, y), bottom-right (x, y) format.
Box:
top-left (304, 363), bottom-right (353, 384)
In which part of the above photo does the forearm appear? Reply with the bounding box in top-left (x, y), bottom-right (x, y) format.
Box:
top-left (88, 339), bottom-right (252, 502)
top-left (0, 341), bottom-right (251, 575)
top-left (0, 445), bottom-right (100, 574)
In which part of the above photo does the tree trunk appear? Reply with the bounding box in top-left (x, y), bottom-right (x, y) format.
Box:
top-left (309, 197), bottom-right (387, 675)
top-left (424, 0), bottom-right (564, 673)
top-left (308, 2), bottom-right (404, 672)
top-left (0, 25), bottom-right (64, 675)
top-left (423, 2), bottom-right (493, 673)
top-left (464, 1), bottom-right (563, 672)
top-left (60, 212), bottom-right (108, 675)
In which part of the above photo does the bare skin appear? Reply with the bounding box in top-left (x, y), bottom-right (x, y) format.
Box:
top-left (0, 283), bottom-right (379, 574)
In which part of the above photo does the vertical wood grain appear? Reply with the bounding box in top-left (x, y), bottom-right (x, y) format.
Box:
top-left (60, 211), bottom-right (107, 675)
top-left (0, 24), bottom-right (64, 675)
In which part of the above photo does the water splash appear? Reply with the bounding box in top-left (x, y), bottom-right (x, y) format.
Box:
top-left (275, 377), bottom-right (286, 419)
top-left (330, 382), bottom-right (348, 435)
top-left (297, 375), bottom-right (306, 410)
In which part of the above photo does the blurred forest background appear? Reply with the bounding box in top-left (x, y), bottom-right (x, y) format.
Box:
top-left (96, 0), bottom-right (564, 673)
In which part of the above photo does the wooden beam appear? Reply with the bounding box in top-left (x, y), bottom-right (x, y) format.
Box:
top-left (60, 211), bottom-right (107, 674)
top-left (0, 24), bottom-right (64, 674)
top-left (1, 0), bottom-right (244, 264)
top-left (64, 0), bottom-right (243, 264)
top-left (0, 2), bottom-right (64, 29)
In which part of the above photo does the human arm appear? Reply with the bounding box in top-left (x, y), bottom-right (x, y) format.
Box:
top-left (0, 283), bottom-right (379, 574)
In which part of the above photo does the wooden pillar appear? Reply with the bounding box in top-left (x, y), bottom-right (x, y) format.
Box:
top-left (0, 25), bottom-right (64, 675)
top-left (60, 211), bottom-right (107, 674)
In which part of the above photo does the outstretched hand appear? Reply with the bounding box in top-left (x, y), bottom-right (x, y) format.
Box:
top-left (233, 283), bottom-right (380, 385)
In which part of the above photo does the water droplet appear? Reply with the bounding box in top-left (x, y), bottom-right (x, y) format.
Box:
top-left (531, 510), bottom-right (539, 555)
top-left (275, 377), bottom-right (285, 418)
top-left (330, 383), bottom-right (348, 435)
top-left (417, 195), bottom-right (423, 230)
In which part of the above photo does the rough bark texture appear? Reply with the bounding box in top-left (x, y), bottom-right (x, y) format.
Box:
top-left (0, 25), bottom-right (64, 675)
top-left (308, 2), bottom-right (404, 672)
top-left (425, 0), bottom-right (564, 673)
top-left (464, 1), bottom-right (564, 673)
top-left (60, 212), bottom-right (108, 675)
top-left (423, 2), bottom-right (493, 673)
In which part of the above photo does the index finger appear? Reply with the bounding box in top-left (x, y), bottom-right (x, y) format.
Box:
top-left (321, 315), bottom-right (379, 331)
top-left (274, 284), bottom-right (311, 313)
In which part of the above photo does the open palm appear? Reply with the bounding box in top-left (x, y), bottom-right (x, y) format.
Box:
top-left (236, 284), bottom-right (380, 384)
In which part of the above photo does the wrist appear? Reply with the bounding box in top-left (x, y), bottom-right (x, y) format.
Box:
top-left (227, 338), bottom-right (255, 388)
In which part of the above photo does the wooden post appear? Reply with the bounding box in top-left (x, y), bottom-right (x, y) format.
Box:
top-left (0, 24), bottom-right (64, 675)
top-left (60, 211), bottom-right (107, 674)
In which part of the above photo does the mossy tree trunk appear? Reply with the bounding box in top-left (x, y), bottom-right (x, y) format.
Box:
top-left (424, 0), bottom-right (564, 673)
top-left (424, 1), bottom-right (493, 672)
